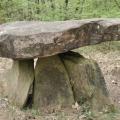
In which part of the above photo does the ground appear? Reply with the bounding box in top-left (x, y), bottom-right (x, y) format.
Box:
top-left (0, 42), bottom-right (120, 120)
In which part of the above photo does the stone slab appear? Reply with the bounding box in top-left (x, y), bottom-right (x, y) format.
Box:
top-left (0, 19), bottom-right (120, 59)
top-left (7, 59), bottom-right (34, 108)
top-left (33, 55), bottom-right (74, 110)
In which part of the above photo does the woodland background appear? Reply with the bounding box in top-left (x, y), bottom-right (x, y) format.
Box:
top-left (0, 1), bottom-right (120, 120)
top-left (0, 0), bottom-right (120, 23)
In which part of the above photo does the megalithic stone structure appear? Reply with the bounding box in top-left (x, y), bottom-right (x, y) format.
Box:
top-left (0, 19), bottom-right (120, 59)
top-left (7, 59), bottom-right (34, 108)
top-left (33, 55), bottom-right (74, 111)
top-left (0, 19), bottom-right (119, 110)
top-left (60, 51), bottom-right (112, 112)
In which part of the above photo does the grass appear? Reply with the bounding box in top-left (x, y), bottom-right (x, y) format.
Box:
top-left (22, 106), bottom-right (120, 120)
top-left (74, 41), bottom-right (120, 55)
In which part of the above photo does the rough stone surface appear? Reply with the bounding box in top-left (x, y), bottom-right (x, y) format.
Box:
top-left (33, 55), bottom-right (74, 110)
top-left (7, 59), bottom-right (34, 108)
top-left (60, 51), bottom-right (111, 111)
top-left (0, 19), bottom-right (120, 59)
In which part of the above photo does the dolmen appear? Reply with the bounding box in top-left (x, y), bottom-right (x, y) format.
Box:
top-left (0, 18), bottom-right (120, 112)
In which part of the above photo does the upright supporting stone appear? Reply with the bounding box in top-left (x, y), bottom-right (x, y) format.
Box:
top-left (8, 59), bottom-right (34, 108)
top-left (60, 51), bottom-right (111, 111)
top-left (33, 55), bottom-right (74, 111)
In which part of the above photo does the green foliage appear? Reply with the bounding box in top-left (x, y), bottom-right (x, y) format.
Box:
top-left (75, 41), bottom-right (120, 54)
top-left (0, 0), bottom-right (120, 23)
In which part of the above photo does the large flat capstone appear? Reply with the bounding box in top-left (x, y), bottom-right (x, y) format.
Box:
top-left (0, 18), bottom-right (120, 59)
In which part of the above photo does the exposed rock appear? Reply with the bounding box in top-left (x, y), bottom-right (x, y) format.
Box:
top-left (7, 59), bottom-right (34, 108)
top-left (0, 19), bottom-right (120, 59)
top-left (33, 55), bottom-right (74, 111)
top-left (60, 51), bottom-right (112, 111)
